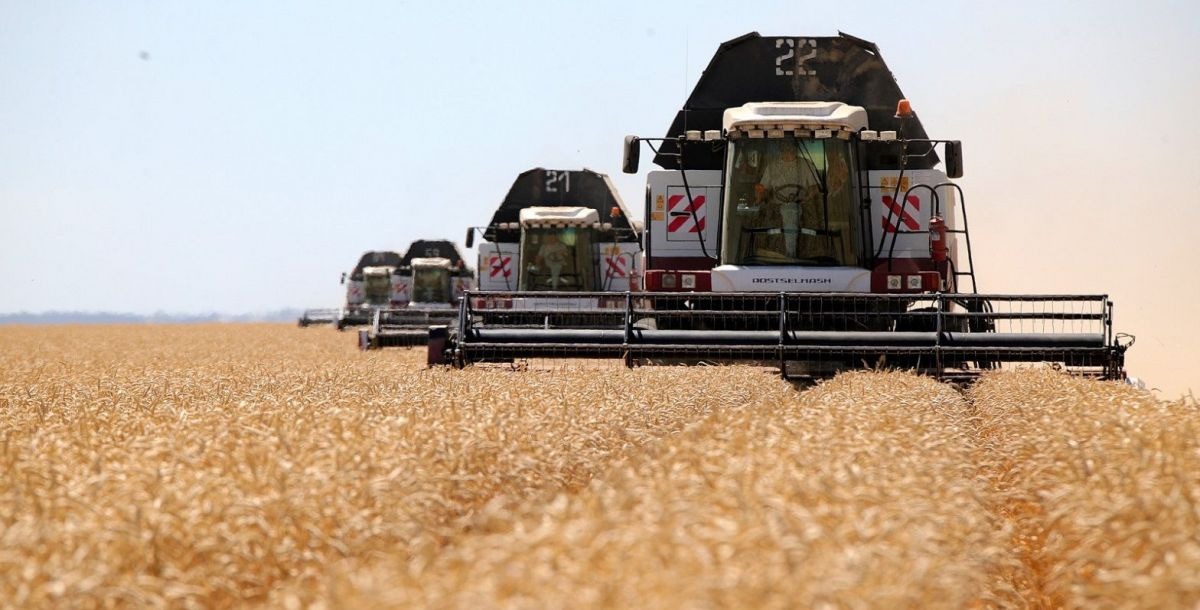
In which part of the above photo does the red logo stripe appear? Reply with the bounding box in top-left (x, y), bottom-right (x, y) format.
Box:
top-left (605, 256), bottom-right (626, 278)
top-left (667, 194), bottom-right (707, 233)
top-left (489, 256), bottom-right (512, 278)
top-left (881, 195), bottom-right (921, 232)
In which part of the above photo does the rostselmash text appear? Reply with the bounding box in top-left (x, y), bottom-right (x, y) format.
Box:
top-left (751, 278), bottom-right (833, 284)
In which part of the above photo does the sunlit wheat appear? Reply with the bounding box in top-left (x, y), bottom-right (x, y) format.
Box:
top-left (1, 325), bottom-right (1195, 609)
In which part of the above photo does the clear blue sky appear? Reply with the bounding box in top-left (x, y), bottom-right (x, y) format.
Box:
top-left (2, 1), bottom-right (1197, 391)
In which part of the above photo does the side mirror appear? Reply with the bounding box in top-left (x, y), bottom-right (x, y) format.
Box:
top-left (465, 227), bottom-right (475, 249)
top-left (622, 135), bottom-right (640, 174)
top-left (944, 140), bottom-right (963, 179)
top-left (340, 272), bottom-right (347, 285)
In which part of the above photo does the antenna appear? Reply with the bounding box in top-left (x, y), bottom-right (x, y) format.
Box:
top-left (683, 28), bottom-right (689, 131)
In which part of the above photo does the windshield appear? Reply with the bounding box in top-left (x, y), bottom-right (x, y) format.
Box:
top-left (412, 267), bottom-right (450, 303)
top-left (720, 136), bottom-right (859, 266)
top-left (519, 227), bottom-right (595, 291)
top-left (363, 272), bottom-right (391, 305)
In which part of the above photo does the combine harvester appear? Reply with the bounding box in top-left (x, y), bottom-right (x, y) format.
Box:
top-left (465, 168), bottom-right (641, 294)
top-left (298, 250), bottom-right (402, 329)
top-left (427, 168), bottom-right (642, 360)
top-left (434, 33), bottom-right (1131, 381)
top-left (357, 240), bottom-right (475, 349)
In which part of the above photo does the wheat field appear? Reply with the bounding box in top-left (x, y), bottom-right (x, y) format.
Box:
top-left (1, 324), bottom-right (1197, 609)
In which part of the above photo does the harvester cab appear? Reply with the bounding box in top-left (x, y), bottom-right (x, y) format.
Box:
top-left (518, 207), bottom-right (600, 291)
top-left (409, 258), bottom-right (455, 304)
top-left (633, 101), bottom-right (963, 295)
top-left (359, 266), bottom-right (395, 305)
top-left (359, 240), bottom-right (475, 349)
top-left (439, 33), bottom-right (1131, 380)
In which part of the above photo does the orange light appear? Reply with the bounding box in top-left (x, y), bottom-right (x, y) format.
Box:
top-left (894, 98), bottom-right (914, 119)
top-left (610, 206), bottom-right (622, 218)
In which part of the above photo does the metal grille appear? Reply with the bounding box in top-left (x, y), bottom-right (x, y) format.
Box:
top-left (360, 307), bottom-right (459, 349)
top-left (336, 307), bottom-right (375, 330)
top-left (297, 308), bottom-right (340, 327)
top-left (446, 291), bottom-right (1128, 380)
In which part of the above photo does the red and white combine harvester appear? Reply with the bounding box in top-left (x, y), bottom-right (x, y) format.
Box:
top-left (432, 33), bottom-right (1131, 381)
top-left (426, 168), bottom-right (642, 358)
top-left (357, 240), bottom-right (475, 349)
top-left (466, 168), bottom-right (641, 296)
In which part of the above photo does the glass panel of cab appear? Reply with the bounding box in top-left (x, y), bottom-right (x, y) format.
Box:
top-left (363, 271), bottom-right (392, 305)
top-left (519, 227), bottom-right (595, 291)
top-left (412, 267), bottom-right (450, 303)
top-left (721, 136), bottom-right (860, 267)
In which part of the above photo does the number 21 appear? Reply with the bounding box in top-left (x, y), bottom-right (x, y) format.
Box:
top-left (545, 170), bottom-right (570, 193)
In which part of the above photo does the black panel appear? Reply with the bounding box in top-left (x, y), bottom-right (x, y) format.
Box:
top-left (349, 251), bottom-right (403, 280)
top-left (654, 32), bottom-right (936, 171)
top-left (399, 239), bottom-right (473, 276)
top-left (483, 168), bottom-right (640, 243)
top-left (401, 240), bottom-right (464, 266)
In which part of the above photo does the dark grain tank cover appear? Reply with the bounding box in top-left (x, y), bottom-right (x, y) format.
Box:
top-left (655, 32), bottom-right (936, 171)
top-left (400, 239), bottom-right (473, 277)
top-left (401, 240), bottom-right (466, 267)
top-left (349, 250), bottom-right (402, 280)
top-left (483, 168), bottom-right (640, 244)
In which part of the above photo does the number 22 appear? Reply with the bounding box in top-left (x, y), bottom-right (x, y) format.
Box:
top-left (775, 38), bottom-right (817, 77)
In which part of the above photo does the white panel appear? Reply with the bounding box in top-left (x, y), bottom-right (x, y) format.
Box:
top-left (519, 206), bottom-right (599, 226)
top-left (410, 257), bottom-right (452, 269)
top-left (647, 170), bottom-right (722, 261)
top-left (476, 242), bottom-right (520, 291)
top-left (345, 280), bottom-right (365, 306)
top-left (391, 273), bottom-right (411, 305)
top-left (596, 242), bottom-right (642, 291)
top-left (710, 265), bottom-right (871, 292)
top-left (664, 185), bottom-right (721, 244)
top-left (868, 169), bottom-right (956, 259)
top-left (510, 296), bottom-right (602, 310)
top-left (452, 276), bottom-right (476, 301)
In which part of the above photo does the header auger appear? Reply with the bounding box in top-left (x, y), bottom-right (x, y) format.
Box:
top-left (438, 291), bottom-right (1128, 381)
